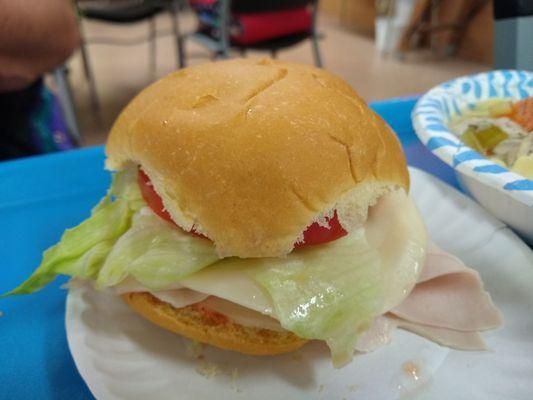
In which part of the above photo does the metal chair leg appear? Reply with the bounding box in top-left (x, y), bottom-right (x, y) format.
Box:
top-left (219, 0), bottom-right (230, 58)
top-left (170, 0), bottom-right (185, 68)
top-left (74, 1), bottom-right (100, 115)
top-left (311, 36), bottom-right (323, 67)
top-left (79, 39), bottom-right (100, 115)
top-left (311, 0), bottom-right (323, 67)
top-left (53, 66), bottom-right (82, 145)
top-left (148, 16), bottom-right (157, 78)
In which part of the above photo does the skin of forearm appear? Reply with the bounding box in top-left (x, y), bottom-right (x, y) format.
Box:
top-left (0, 0), bottom-right (80, 91)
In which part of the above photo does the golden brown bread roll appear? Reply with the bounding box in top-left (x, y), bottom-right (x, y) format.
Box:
top-left (106, 58), bottom-right (408, 258)
top-left (122, 292), bottom-right (307, 356)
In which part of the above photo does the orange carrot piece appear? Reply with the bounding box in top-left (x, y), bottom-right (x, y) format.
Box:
top-left (511, 97), bottom-right (533, 131)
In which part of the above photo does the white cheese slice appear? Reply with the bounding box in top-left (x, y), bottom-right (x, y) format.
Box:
top-left (177, 191), bottom-right (426, 318)
top-left (179, 262), bottom-right (275, 315)
top-left (148, 289), bottom-right (209, 309)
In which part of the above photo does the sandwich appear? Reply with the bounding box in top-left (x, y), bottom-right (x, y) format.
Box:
top-left (7, 59), bottom-right (501, 367)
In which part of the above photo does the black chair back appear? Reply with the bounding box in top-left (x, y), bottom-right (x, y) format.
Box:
top-left (78, 0), bottom-right (167, 23)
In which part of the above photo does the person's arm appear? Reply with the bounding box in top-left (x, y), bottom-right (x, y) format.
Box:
top-left (0, 0), bottom-right (80, 91)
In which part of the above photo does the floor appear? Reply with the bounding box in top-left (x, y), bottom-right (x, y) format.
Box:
top-left (67, 11), bottom-right (489, 146)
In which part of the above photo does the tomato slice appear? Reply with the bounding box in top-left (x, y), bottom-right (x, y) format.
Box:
top-left (138, 169), bottom-right (347, 248)
top-left (294, 212), bottom-right (347, 248)
top-left (138, 169), bottom-right (205, 238)
top-left (138, 169), bottom-right (174, 223)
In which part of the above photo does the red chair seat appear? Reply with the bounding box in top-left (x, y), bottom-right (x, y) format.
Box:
top-left (231, 8), bottom-right (311, 45)
top-left (190, 1), bottom-right (312, 46)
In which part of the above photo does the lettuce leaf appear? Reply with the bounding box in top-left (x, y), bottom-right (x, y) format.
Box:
top-left (6, 167), bottom-right (221, 296)
top-left (253, 236), bottom-right (382, 366)
top-left (96, 208), bottom-right (219, 290)
top-left (195, 230), bottom-right (383, 367)
top-left (5, 169), bottom-right (143, 295)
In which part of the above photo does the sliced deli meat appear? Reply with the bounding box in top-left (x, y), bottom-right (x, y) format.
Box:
top-left (391, 244), bottom-right (502, 332)
top-left (393, 318), bottom-right (487, 351)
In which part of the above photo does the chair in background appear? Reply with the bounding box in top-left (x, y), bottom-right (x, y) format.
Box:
top-left (187, 0), bottom-right (323, 67)
top-left (74, 0), bottom-right (185, 113)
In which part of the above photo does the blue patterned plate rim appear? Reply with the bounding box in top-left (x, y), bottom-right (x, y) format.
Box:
top-left (411, 69), bottom-right (533, 206)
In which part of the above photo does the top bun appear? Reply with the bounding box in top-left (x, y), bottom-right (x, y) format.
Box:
top-left (106, 58), bottom-right (408, 258)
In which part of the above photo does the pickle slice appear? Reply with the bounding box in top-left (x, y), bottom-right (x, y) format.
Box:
top-left (460, 125), bottom-right (508, 153)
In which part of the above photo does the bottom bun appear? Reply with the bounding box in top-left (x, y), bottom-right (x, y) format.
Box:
top-left (122, 292), bottom-right (307, 355)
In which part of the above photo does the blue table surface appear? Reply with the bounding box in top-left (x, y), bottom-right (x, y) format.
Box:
top-left (0, 97), bottom-right (458, 400)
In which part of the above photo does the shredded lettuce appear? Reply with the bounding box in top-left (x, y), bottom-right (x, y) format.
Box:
top-left (96, 208), bottom-right (219, 290)
top-left (5, 169), bottom-right (142, 295)
top-left (200, 231), bottom-right (383, 367)
top-left (5, 168), bottom-right (218, 295)
top-left (254, 237), bottom-right (382, 367)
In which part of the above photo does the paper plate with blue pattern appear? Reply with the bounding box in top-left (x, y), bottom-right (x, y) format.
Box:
top-left (412, 70), bottom-right (533, 243)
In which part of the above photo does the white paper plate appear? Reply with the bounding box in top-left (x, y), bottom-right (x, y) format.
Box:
top-left (66, 167), bottom-right (533, 400)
